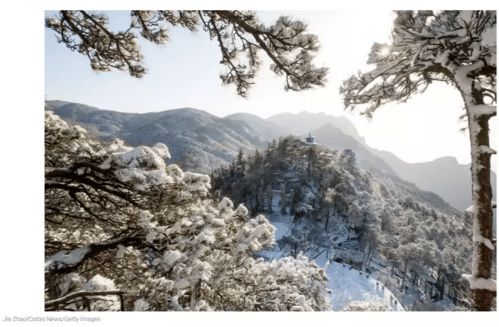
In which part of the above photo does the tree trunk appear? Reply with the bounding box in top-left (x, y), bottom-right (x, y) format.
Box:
top-left (412, 270), bottom-right (418, 287)
top-left (467, 112), bottom-right (496, 310)
top-left (362, 243), bottom-right (373, 272)
top-left (455, 69), bottom-right (496, 310)
top-left (325, 212), bottom-right (331, 232)
top-left (267, 190), bottom-right (273, 214)
top-left (400, 264), bottom-right (407, 291)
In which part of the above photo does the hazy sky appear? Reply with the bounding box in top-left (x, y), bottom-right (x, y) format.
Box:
top-left (45, 11), bottom-right (497, 167)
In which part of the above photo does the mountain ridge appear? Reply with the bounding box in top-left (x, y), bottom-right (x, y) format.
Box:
top-left (47, 101), bottom-right (267, 173)
top-left (211, 135), bottom-right (470, 309)
top-left (46, 100), bottom-right (495, 211)
top-left (371, 148), bottom-right (496, 211)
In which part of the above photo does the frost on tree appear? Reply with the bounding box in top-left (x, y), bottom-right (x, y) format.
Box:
top-left (44, 111), bottom-right (330, 311)
top-left (46, 10), bottom-right (328, 97)
top-left (340, 11), bottom-right (496, 310)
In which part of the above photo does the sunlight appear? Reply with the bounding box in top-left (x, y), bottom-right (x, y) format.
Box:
top-left (378, 45), bottom-right (391, 58)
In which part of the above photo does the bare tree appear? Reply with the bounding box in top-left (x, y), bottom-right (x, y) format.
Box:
top-left (340, 10), bottom-right (496, 310)
top-left (46, 10), bottom-right (328, 97)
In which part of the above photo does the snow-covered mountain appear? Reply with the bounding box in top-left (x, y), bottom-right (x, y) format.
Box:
top-left (211, 136), bottom-right (472, 310)
top-left (45, 101), bottom-right (486, 310)
top-left (248, 177), bottom-right (405, 311)
top-left (224, 112), bottom-right (286, 141)
top-left (310, 123), bottom-right (397, 177)
top-left (46, 100), bottom-right (495, 212)
top-left (45, 101), bottom-right (267, 173)
top-left (261, 111), bottom-right (497, 212)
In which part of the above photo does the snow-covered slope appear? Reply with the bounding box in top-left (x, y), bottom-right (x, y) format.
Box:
top-left (260, 195), bottom-right (404, 311)
top-left (325, 262), bottom-right (404, 311)
top-left (48, 100), bottom-right (488, 213)
top-left (214, 136), bottom-right (473, 310)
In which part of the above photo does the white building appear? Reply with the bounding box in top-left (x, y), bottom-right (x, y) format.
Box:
top-left (305, 132), bottom-right (317, 145)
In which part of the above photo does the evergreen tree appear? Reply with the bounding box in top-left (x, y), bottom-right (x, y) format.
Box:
top-left (45, 111), bottom-right (331, 311)
top-left (46, 10), bottom-right (328, 97)
top-left (341, 11), bottom-right (496, 310)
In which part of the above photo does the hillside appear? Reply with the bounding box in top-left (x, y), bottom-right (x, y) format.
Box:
top-left (44, 103), bottom-right (489, 310)
top-left (46, 101), bottom-right (267, 173)
top-left (255, 190), bottom-right (405, 311)
top-left (211, 136), bottom-right (474, 310)
top-left (267, 111), bottom-right (364, 143)
top-left (230, 109), bottom-right (495, 211)
top-left (224, 112), bottom-right (286, 140)
top-left (372, 149), bottom-right (497, 211)
top-left (47, 100), bottom-right (495, 212)
top-left (310, 123), bottom-right (397, 177)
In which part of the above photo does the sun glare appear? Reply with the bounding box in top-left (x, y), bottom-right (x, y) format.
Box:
top-left (378, 46), bottom-right (391, 57)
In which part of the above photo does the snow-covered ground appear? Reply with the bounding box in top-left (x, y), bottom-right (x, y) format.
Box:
top-left (326, 261), bottom-right (404, 310)
top-left (260, 194), bottom-right (404, 311)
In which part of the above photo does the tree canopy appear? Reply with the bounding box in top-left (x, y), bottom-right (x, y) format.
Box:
top-left (46, 10), bottom-right (328, 97)
top-left (44, 110), bottom-right (331, 311)
top-left (340, 10), bottom-right (497, 311)
top-left (341, 10), bottom-right (496, 117)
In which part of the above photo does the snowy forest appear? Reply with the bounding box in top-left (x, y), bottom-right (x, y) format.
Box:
top-left (44, 10), bottom-right (496, 311)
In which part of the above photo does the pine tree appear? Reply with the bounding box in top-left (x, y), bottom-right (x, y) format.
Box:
top-left (340, 11), bottom-right (496, 310)
top-left (46, 10), bottom-right (328, 97)
top-left (45, 111), bottom-right (331, 311)
top-left (236, 148), bottom-right (244, 167)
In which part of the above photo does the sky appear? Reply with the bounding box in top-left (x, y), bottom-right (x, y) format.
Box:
top-left (45, 10), bottom-right (498, 167)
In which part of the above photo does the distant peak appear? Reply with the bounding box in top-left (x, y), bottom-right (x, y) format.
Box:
top-left (267, 111), bottom-right (341, 121)
top-left (296, 111), bottom-right (331, 117)
top-left (139, 107), bottom-right (218, 118)
top-left (313, 122), bottom-right (342, 131)
top-left (433, 156), bottom-right (459, 164)
top-left (225, 112), bottom-right (262, 120)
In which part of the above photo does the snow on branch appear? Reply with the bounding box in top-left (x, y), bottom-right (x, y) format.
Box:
top-left (45, 230), bottom-right (140, 273)
top-left (340, 11), bottom-right (496, 117)
top-left (462, 274), bottom-right (497, 292)
top-left (473, 233), bottom-right (495, 250)
top-left (45, 290), bottom-right (125, 311)
top-left (469, 105), bottom-right (497, 119)
top-left (45, 112), bottom-right (332, 311)
top-left (478, 145), bottom-right (497, 155)
top-left (46, 10), bottom-right (328, 97)
top-left (45, 247), bottom-right (90, 272)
